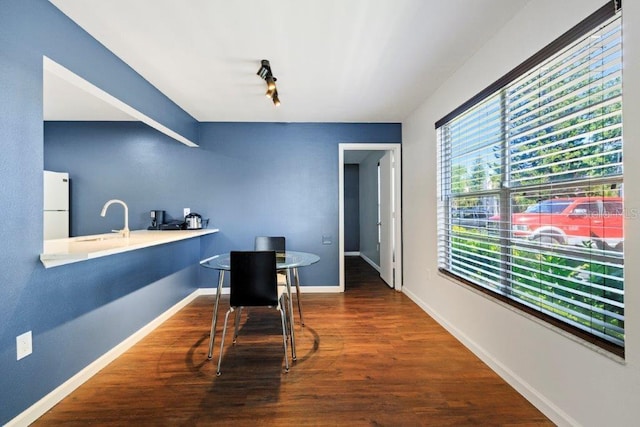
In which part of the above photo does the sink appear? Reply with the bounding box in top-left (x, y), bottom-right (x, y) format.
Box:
top-left (73, 234), bottom-right (123, 243)
top-left (76, 237), bottom-right (109, 242)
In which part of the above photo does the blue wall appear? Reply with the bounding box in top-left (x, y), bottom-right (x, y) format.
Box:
top-left (1, 0), bottom-right (401, 423)
top-left (45, 121), bottom-right (401, 288)
top-left (1, 1), bottom-right (200, 423)
top-left (344, 164), bottom-right (361, 252)
top-left (198, 122), bottom-right (400, 285)
top-left (44, 122), bottom-right (202, 235)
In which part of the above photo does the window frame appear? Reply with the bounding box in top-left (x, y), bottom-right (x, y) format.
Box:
top-left (435, 1), bottom-right (620, 129)
top-left (435, 0), bottom-right (624, 358)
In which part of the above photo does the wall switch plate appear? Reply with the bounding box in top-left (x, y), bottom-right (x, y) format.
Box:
top-left (17, 331), bottom-right (32, 360)
top-left (183, 208), bottom-right (190, 217)
top-left (322, 234), bottom-right (332, 245)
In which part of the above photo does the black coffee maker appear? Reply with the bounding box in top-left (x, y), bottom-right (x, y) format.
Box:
top-left (148, 210), bottom-right (165, 230)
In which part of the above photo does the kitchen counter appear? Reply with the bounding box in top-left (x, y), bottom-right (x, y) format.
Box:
top-left (40, 228), bottom-right (219, 268)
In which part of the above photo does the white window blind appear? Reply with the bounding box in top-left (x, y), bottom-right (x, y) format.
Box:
top-left (437, 5), bottom-right (623, 353)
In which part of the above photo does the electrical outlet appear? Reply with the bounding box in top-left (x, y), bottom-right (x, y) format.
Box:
top-left (17, 331), bottom-right (32, 360)
top-left (183, 208), bottom-right (190, 217)
top-left (322, 234), bottom-right (332, 245)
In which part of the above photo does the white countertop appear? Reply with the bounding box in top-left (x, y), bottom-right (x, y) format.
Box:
top-left (40, 228), bottom-right (219, 268)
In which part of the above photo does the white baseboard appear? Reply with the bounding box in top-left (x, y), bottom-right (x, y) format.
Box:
top-left (7, 284), bottom-right (338, 426)
top-left (10, 280), bottom-right (574, 426)
top-left (296, 285), bottom-right (341, 293)
top-left (199, 285), bottom-right (340, 295)
top-left (401, 287), bottom-right (577, 427)
top-left (345, 251), bottom-right (360, 256)
top-left (198, 287), bottom-right (227, 295)
top-left (6, 290), bottom-right (201, 427)
top-left (360, 253), bottom-right (381, 273)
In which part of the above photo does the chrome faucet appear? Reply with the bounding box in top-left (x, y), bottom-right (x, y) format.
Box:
top-left (100, 199), bottom-right (130, 238)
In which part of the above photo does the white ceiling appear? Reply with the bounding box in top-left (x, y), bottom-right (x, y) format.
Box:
top-left (47, 0), bottom-right (529, 123)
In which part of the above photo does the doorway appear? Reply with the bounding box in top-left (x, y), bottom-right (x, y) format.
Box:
top-left (338, 143), bottom-right (402, 292)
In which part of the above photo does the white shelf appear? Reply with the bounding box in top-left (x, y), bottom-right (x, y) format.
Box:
top-left (40, 229), bottom-right (219, 268)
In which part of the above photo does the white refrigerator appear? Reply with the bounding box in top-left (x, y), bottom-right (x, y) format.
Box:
top-left (43, 170), bottom-right (70, 239)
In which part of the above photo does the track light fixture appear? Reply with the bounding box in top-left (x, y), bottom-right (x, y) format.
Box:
top-left (257, 59), bottom-right (280, 106)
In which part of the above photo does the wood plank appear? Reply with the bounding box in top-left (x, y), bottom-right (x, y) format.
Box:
top-left (34, 256), bottom-right (552, 426)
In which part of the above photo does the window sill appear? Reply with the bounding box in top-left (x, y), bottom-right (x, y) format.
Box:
top-left (438, 269), bottom-right (625, 364)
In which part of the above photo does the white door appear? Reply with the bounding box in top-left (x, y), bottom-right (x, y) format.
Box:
top-left (339, 143), bottom-right (402, 293)
top-left (379, 151), bottom-right (394, 288)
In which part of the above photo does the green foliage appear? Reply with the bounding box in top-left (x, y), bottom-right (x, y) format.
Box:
top-left (449, 227), bottom-right (624, 343)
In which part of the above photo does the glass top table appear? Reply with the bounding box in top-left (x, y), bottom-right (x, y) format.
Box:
top-left (200, 250), bottom-right (320, 362)
top-left (201, 250), bottom-right (320, 271)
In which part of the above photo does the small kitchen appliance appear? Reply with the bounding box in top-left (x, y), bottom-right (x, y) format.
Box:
top-left (148, 210), bottom-right (165, 230)
top-left (185, 212), bottom-right (202, 229)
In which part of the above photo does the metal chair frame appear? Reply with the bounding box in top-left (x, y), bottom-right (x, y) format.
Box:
top-left (216, 251), bottom-right (290, 376)
top-left (254, 236), bottom-right (305, 325)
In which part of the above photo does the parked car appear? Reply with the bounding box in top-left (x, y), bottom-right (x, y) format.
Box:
top-left (487, 197), bottom-right (623, 250)
top-left (452, 208), bottom-right (490, 228)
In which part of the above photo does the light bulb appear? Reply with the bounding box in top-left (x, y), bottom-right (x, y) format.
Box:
top-left (266, 86), bottom-right (276, 98)
top-left (266, 76), bottom-right (276, 91)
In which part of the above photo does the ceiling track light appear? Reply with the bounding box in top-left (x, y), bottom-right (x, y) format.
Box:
top-left (266, 76), bottom-right (276, 91)
top-left (266, 86), bottom-right (276, 98)
top-left (257, 59), bottom-right (280, 107)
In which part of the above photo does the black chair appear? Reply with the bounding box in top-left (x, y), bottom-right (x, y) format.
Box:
top-left (216, 251), bottom-right (290, 376)
top-left (254, 236), bottom-right (305, 325)
top-left (255, 236), bottom-right (286, 253)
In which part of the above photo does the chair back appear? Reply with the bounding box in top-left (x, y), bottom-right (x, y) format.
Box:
top-left (230, 251), bottom-right (278, 307)
top-left (254, 236), bottom-right (286, 253)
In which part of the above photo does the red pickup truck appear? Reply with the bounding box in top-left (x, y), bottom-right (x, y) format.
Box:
top-left (488, 197), bottom-right (623, 250)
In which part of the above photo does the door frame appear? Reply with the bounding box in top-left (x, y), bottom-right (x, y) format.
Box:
top-left (338, 143), bottom-right (402, 292)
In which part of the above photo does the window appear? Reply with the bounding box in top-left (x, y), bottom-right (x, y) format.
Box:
top-left (436, 2), bottom-right (623, 356)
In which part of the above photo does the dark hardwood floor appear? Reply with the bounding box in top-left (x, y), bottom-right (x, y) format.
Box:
top-left (34, 256), bottom-right (552, 426)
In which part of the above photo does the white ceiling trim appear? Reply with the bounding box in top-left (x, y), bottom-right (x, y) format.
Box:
top-left (43, 56), bottom-right (198, 147)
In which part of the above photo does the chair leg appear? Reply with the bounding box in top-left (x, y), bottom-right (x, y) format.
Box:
top-left (232, 307), bottom-right (243, 344)
top-left (207, 304), bottom-right (216, 360)
top-left (293, 267), bottom-right (305, 326)
top-left (207, 270), bottom-right (225, 360)
top-left (283, 293), bottom-right (290, 336)
top-left (281, 293), bottom-right (294, 361)
top-left (216, 307), bottom-right (234, 376)
top-left (279, 303), bottom-right (290, 373)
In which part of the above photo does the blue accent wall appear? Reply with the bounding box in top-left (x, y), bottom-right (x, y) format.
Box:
top-left (344, 164), bottom-right (361, 252)
top-left (45, 121), bottom-right (401, 288)
top-left (44, 122), bottom-right (202, 235)
top-left (1, 1), bottom-right (199, 423)
top-left (1, 0), bottom-right (401, 424)
top-left (197, 122), bottom-right (400, 286)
